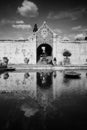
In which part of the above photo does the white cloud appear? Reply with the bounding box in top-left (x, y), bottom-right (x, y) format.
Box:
top-left (18, 37), bottom-right (25, 40)
top-left (17, 0), bottom-right (39, 17)
top-left (16, 20), bottom-right (24, 24)
top-left (62, 36), bottom-right (70, 41)
top-left (75, 33), bottom-right (85, 39)
top-left (68, 34), bottom-right (76, 40)
top-left (47, 7), bottom-right (87, 20)
top-left (1, 19), bottom-right (25, 25)
top-left (12, 24), bottom-right (32, 29)
top-left (53, 28), bottom-right (62, 34)
top-left (1, 19), bottom-right (15, 24)
top-left (72, 25), bottom-right (82, 30)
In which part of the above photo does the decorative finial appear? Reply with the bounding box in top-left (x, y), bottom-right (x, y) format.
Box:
top-left (43, 21), bottom-right (46, 25)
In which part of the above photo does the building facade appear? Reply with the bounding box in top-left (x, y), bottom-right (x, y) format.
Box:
top-left (0, 21), bottom-right (87, 65)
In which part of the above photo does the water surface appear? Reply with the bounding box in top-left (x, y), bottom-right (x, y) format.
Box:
top-left (0, 70), bottom-right (87, 130)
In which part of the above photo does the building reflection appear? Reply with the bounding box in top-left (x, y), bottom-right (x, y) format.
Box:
top-left (24, 72), bottom-right (30, 79)
top-left (53, 71), bottom-right (57, 78)
top-left (3, 72), bottom-right (9, 80)
top-left (37, 71), bottom-right (54, 111)
top-left (0, 70), bottom-right (86, 121)
top-left (0, 72), bottom-right (36, 98)
top-left (37, 71), bottom-right (52, 88)
top-left (62, 77), bottom-right (71, 87)
top-left (20, 71), bottom-right (54, 118)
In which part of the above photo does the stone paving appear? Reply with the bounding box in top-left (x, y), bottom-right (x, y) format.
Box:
top-left (7, 64), bottom-right (87, 71)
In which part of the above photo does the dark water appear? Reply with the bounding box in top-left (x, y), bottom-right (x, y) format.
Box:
top-left (0, 70), bottom-right (87, 130)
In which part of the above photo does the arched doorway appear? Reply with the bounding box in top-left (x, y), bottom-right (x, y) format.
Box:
top-left (37, 43), bottom-right (52, 64)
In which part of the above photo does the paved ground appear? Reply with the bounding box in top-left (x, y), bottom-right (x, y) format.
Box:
top-left (8, 64), bottom-right (87, 71)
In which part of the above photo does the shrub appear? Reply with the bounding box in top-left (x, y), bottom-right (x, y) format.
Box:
top-left (63, 50), bottom-right (71, 58)
top-left (24, 57), bottom-right (29, 64)
top-left (3, 57), bottom-right (9, 66)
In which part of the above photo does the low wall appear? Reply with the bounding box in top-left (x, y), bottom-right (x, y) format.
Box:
top-left (0, 39), bottom-right (36, 64)
top-left (56, 40), bottom-right (87, 65)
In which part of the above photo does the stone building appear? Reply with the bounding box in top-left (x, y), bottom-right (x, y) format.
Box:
top-left (0, 21), bottom-right (87, 65)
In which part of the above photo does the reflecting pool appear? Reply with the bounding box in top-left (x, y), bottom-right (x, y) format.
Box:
top-left (0, 70), bottom-right (87, 129)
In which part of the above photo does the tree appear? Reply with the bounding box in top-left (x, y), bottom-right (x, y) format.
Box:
top-left (63, 50), bottom-right (71, 65)
top-left (3, 57), bottom-right (9, 67)
top-left (33, 24), bottom-right (38, 32)
top-left (63, 50), bottom-right (71, 58)
top-left (85, 36), bottom-right (87, 40)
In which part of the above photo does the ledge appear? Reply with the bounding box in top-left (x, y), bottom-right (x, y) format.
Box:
top-left (7, 64), bottom-right (87, 71)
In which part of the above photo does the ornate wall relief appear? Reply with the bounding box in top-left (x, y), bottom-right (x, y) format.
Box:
top-left (36, 22), bottom-right (53, 48)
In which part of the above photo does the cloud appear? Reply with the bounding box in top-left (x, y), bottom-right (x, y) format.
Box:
top-left (12, 24), bottom-right (32, 29)
top-left (16, 20), bottom-right (24, 24)
top-left (72, 25), bottom-right (87, 32)
top-left (68, 34), bottom-right (76, 39)
top-left (18, 37), bottom-right (25, 40)
top-left (75, 33), bottom-right (85, 39)
top-left (47, 7), bottom-right (87, 20)
top-left (62, 36), bottom-right (70, 41)
top-left (81, 28), bottom-right (87, 32)
top-left (72, 25), bottom-right (82, 30)
top-left (1, 19), bottom-right (15, 24)
top-left (1, 19), bottom-right (25, 25)
top-left (53, 28), bottom-right (62, 34)
top-left (17, 0), bottom-right (39, 17)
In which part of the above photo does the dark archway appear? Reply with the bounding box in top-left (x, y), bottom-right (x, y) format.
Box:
top-left (37, 43), bottom-right (52, 64)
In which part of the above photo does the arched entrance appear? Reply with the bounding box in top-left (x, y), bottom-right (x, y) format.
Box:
top-left (37, 43), bottom-right (52, 64)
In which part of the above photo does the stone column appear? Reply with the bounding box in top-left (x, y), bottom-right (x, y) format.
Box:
top-left (32, 33), bottom-right (37, 64)
top-left (53, 33), bottom-right (57, 63)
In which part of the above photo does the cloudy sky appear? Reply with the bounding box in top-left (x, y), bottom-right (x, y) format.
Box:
top-left (0, 0), bottom-right (87, 40)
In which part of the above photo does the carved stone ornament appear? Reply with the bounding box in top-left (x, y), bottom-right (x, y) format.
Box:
top-left (41, 28), bottom-right (48, 38)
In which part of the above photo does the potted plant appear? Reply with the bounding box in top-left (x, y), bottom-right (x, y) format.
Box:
top-left (24, 57), bottom-right (29, 64)
top-left (3, 57), bottom-right (9, 67)
top-left (63, 50), bottom-right (71, 65)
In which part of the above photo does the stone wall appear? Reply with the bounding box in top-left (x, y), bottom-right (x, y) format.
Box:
top-left (56, 40), bottom-right (87, 65)
top-left (0, 36), bottom-right (87, 65)
top-left (0, 35), bottom-right (36, 64)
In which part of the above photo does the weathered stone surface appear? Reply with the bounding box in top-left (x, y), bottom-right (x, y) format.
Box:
top-left (0, 22), bottom-right (87, 65)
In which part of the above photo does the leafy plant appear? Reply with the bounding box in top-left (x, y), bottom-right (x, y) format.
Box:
top-left (3, 57), bottom-right (9, 65)
top-left (24, 57), bottom-right (29, 64)
top-left (63, 50), bottom-right (71, 58)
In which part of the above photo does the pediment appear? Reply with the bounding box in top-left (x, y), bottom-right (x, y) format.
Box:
top-left (36, 21), bottom-right (54, 48)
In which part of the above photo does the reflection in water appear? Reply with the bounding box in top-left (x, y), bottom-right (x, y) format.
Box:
top-left (21, 102), bottom-right (38, 118)
top-left (62, 77), bottom-right (71, 87)
top-left (63, 73), bottom-right (81, 87)
top-left (3, 73), bottom-right (9, 80)
top-left (53, 71), bottom-right (57, 78)
top-left (37, 71), bottom-right (52, 88)
top-left (37, 71), bottom-right (53, 111)
top-left (0, 70), bottom-right (87, 129)
top-left (24, 73), bottom-right (30, 79)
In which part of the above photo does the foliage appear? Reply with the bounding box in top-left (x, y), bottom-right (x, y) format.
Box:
top-left (33, 24), bottom-right (38, 32)
top-left (3, 73), bottom-right (9, 80)
top-left (24, 73), bottom-right (30, 79)
top-left (24, 57), bottom-right (29, 64)
top-left (63, 50), bottom-right (71, 57)
top-left (54, 57), bottom-right (57, 61)
top-left (85, 37), bottom-right (87, 40)
top-left (3, 57), bottom-right (9, 64)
